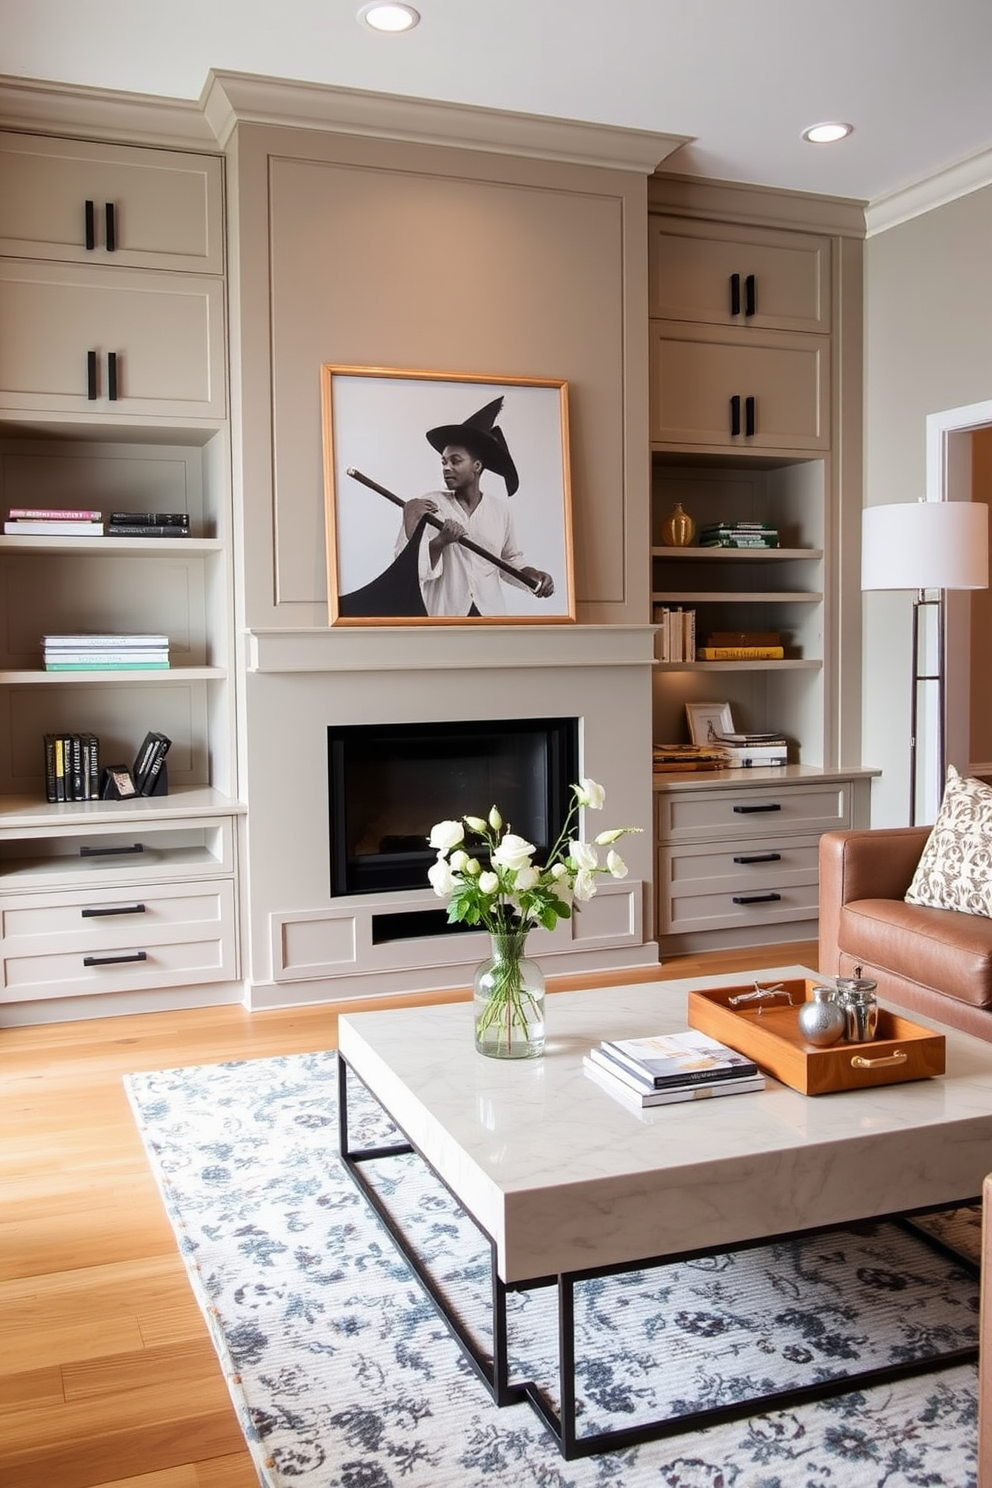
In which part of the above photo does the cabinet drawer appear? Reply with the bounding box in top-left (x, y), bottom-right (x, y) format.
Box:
top-left (656, 782), bottom-right (853, 842)
top-left (649, 324), bottom-right (829, 452)
top-left (0, 878), bottom-right (236, 1001)
top-left (0, 819), bottom-right (235, 889)
top-left (0, 261), bottom-right (226, 419)
top-left (658, 872), bottom-right (820, 936)
top-left (0, 134), bottom-right (223, 274)
top-left (648, 218), bottom-right (831, 334)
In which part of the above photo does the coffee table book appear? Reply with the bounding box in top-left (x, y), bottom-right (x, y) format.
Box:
top-left (687, 978), bottom-right (946, 1096)
top-left (599, 1029), bottom-right (759, 1088)
top-left (583, 1056), bottom-right (766, 1110)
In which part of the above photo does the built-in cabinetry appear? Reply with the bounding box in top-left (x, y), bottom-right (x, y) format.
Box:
top-left (0, 129), bottom-right (242, 1024)
top-left (648, 178), bottom-right (869, 953)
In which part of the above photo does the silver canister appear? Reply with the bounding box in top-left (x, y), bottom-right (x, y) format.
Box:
top-left (835, 975), bottom-right (879, 1042)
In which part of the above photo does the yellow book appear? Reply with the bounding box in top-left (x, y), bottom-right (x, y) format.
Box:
top-left (696, 645), bottom-right (785, 660)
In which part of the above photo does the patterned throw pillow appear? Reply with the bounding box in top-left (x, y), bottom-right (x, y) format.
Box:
top-left (905, 765), bottom-right (992, 917)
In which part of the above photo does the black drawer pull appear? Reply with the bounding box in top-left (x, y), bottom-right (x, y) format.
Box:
top-left (744, 273), bottom-right (756, 317)
top-left (730, 393), bottom-right (741, 437)
top-left (730, 272), bottom-right (741, 316)
top-left (80, 842), bottom-right (144, 857)
top-left (745, 394), bottom-right (756, 437)
top-left (83, 950), bottom-right (148, 967)
top-left (107, 350), bottom-right (118, 401)
top-left (105, 201), bottom-right (117, 252)
top-left (733, 803), bottom-right (782, 814)
top-left (84, 199), bottom-right (96, 250)
top-left (733, 893), bottom-right (782, 905)
top-left (87, 349), bottom-right (97, 400)
top-left (81, 904), bottom-right (146, 918)
top-left (734, 852), bottom-right (782, 864)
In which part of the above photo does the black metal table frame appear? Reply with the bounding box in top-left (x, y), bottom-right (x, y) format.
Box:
top-left (337, 1053), bottom-right (980, 1460)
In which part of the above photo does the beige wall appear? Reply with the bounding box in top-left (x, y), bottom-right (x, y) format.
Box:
top-left (863, 184), bottom-right (992, 824)
top-left (971, 426), bottom-right (992, 765)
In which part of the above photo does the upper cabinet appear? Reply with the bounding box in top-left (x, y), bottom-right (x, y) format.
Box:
top-left (0, 133), bottom-right (224, 274)
top-left (648, 217), bottom-right (831, 334)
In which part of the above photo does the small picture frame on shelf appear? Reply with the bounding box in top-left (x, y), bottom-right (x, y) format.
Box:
top-left (686, 701), bottom-right (735, 747)
top-left (100, 765), bottom-right (137, 800)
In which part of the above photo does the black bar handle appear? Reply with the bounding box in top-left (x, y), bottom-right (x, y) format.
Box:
top-left (83, 950), bottom-right (149, 967)
top-left (744, 273), bottom-right (756, 317)
top-left (745, 394), bottom-right (756, 437)
top-left (105, 201), bottom-right (117, 252)
top-left (730, 394), bottom-right (741, 437)
top-left (730, 272), bottom-right (741, 316)
top-left (107, 351), bottom-right (118, 401)
top-left (733, 892), bottom-right (782, 905)
top-left (733, 802), bottom-right (782, 814)
top-left (81, 904), bottom-right (146, 918)
top-left (87, 349), bottom-right (98, 400)
top-left (84, 200), bottom-right (96, 251)
top-left (733, 852), bottom-right (782, 864)
top-left (80, 842), bottom-right (144, 857)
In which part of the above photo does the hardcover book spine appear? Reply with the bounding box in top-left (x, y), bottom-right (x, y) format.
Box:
top-left (109, 512), bottom-right (190, 526)
top-left (106, 524), bottom-right (191, 538)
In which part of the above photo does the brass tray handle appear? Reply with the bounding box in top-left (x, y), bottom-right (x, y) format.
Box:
top-left (851, 1049), bottom-right (908, 1069)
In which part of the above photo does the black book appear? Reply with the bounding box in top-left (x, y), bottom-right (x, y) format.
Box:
top-left (109, 511), bottom-right (191, 526)
top-left (139, 736), bottom-right (171, 795)
top-left (43, 733), bottom-right (58, 802)
top-left (106, 524), bottom-right (191, 538)
top-left (81, 732), bottom-right (100, 799)
top-left (69, 732), bottom-right (84, 800)
top-left (132, 731), bottom-right (172, 795)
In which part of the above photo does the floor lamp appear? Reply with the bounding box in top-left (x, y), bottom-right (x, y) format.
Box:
top-left (862, 500), bottom-right (989, 825)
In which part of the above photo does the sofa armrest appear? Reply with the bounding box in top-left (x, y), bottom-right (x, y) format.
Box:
top-left (818, 827), bottom-right (932, 978)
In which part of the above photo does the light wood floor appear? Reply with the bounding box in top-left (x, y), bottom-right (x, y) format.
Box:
top-left (1, 943), bottom-right (817, 1488)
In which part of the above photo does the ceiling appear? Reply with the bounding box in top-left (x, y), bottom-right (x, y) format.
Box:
top-left (2, 0), bottom-right (991, 204)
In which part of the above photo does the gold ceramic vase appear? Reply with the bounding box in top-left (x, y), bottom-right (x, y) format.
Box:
top-left (659, 502), bottom-right (696, 547)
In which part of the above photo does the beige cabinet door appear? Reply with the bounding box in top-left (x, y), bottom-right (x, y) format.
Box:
top-left (0, 133), bottom-right (224, 274)
top-left (649, 217), bottom-right (831, 335)
top-left (649, 325), bottom-right (830, 453)
top-left (0, 261), bottom-right (226, 419)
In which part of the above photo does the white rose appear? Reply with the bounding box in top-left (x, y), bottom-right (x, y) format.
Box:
top-left (514, 865), bottom-right (540, 892)
top-left (595, 827), bottom-right (625, 846)
top-left (607, 850), bottom-right (628, 879)
top-left (550, 861), bottom-right (569, 880)
top-left (465, 858), bottom-right (482, 876)
top-left (427, 856), bottom-right (456, 897)
top-left (429, 819), bottom-right (464, 853)
top-left (488, 806), bottom-right (503, 831)
top-left (573, 778), bottom-right (605, 810)
top-left (569, 839), bottom-right (599, 871)
top-left (463, 815), bottom-right (487, 833)
top-left (492, 833), bottom-right (535, 872)
top-left (478, 870), bottom-right (499, 895)
top-left (573, 869), bottom-right (598, 901)
top-left (450, 849), bottom-right (469, 871)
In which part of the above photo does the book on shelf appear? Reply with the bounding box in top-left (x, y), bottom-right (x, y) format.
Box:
top-left (712, 730), bottom-right (786, 745)
top-left (696, 645), bottom-right (785, 661)
top-left (5, 520), bottom-right (104, 536)
top-left (598, 1030), bottom-right (759, 1090)
top-left (131, 731), bottom-right (171, 795)
top-left (583, 1055), bottom-right (766, 1109)
top-left (45, 659), bottom-right (171, 670)
top-left (109, 512), bottom-right (190, 526)
top-left (106, 524), bottom-right (191, 538)
top-left (43, 633), bottom-right (170, 649)
top-left (652, 605), bottom-right (696, 663)
top-left (707, 631), bottom-right (781, 647)
top-left (8, 507), bottom-right (103, 521)
top-left (653, 743), bottom-right (728, 773)
top-left (717, 744), bottom-right (789, 767)
top-left (43, 731), bottom-right (100, 801)
top-left (699, 535), bottom-right (780, 548)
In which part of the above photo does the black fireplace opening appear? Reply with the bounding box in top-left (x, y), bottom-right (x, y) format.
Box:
top-left (328, 717), bottom-right (580, 898)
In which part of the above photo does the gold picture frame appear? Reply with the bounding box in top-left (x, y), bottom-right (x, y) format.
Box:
top-left (320, 366), bottom-right (575, 625)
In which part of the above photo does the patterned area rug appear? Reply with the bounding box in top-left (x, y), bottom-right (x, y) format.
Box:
top-left (125, 1051), bottom-right (981, 1488)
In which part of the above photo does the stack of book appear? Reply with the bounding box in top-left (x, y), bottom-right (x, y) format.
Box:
top-left (106, 511), bottom-right (191, 538)
top-left (696, 629), bottom-right (786, 662)
top-left (653, 743), bottom-right (728, 773)
top-left (43, 633), bottom-right (170, 671)
top-left (653, 604), bottom-right (696, 662)
top-left (699, 521), bottom-right (779, 549)
top-left (43, 732), bottom-right (100, 801)
top-left (708, 729), bottom-right (789, 766)
top-left (583, 1029), bottom-right (765, 1109)
top-left (5, 507), bottom-right (104, 536)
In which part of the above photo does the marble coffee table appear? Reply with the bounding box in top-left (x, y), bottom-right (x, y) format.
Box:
top-left (337, 964), bottom-right (991, 1458)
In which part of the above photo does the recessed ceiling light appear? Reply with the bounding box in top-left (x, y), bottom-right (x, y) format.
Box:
top-left (358, 3), bottom-right (420, 32)
top-left (802, 121), bottom-right (854, 145)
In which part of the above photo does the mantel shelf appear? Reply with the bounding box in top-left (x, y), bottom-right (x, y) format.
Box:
top-left (0, 667), bottom-right (227, 684)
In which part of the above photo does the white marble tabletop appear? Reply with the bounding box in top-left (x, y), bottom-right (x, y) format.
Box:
top-left (338, 964), bottom-right (992, 1283)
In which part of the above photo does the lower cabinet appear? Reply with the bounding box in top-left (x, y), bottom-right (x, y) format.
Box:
top-left (654, 771), bottom-right (873, 954)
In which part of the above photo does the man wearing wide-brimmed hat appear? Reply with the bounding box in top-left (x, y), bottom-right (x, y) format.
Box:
top-left (396, 396), bottom-right (556, 616)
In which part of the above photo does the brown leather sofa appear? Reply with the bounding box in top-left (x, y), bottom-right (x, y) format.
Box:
top-left (982, 1173), bottom-right (991, 1487)
top-left (818, 827), bottom-right (992, 1042)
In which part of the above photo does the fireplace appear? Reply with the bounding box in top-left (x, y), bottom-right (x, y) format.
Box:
top-left (328, 717), bottom-right (579, 898)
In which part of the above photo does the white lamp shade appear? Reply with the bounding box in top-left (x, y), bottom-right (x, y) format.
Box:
top-left (862, 501), bottom-right (990, 591)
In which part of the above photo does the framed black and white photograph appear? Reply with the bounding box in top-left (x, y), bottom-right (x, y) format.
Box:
top-left (686, 701), bottom-right (735, 747)
top-left (321, 366), bottom-right (575, 625)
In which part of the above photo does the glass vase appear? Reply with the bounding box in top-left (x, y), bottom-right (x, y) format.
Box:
top-left (473, 929), bottom-right (546, 1059)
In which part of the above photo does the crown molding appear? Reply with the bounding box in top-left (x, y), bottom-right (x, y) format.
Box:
top-left (203, 71), bottom-right (688, 172)
top-left (866, 145), bottom-right (992, 236)
top-left (649, 170), bottom-right (867, 238)
top-left (0, 74), bottom-right (217, 150)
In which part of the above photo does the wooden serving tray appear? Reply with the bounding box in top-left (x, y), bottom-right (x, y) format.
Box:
top-left (687, 978), bottom-right (946, 1096)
